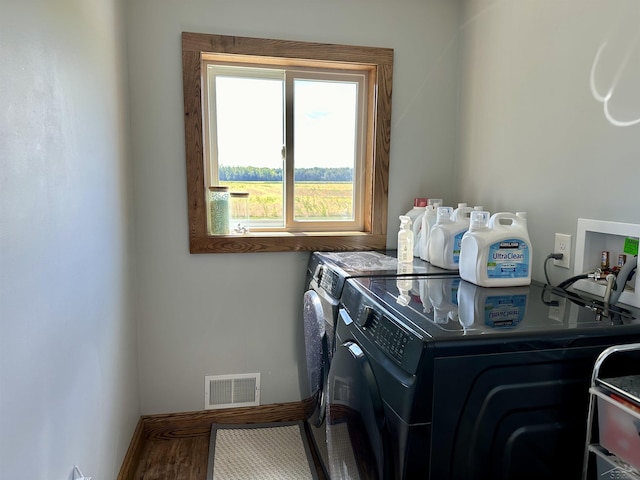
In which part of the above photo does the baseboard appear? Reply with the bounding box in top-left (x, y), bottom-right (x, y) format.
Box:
top-left (142, 399), bottom-right (312, 440)
top-left (116, 417), bottom-right (145, 480)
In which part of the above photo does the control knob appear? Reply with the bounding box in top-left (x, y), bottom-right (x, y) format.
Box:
top-left (316, 265), bottom-right (325, 282)
top-left (358, 305), bottom-right (376, 328)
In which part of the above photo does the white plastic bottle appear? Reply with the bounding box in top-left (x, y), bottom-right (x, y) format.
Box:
top-left (428, 203), bottom-right (473, 270)
top-left (459, 211), bottom-right (532, 287)
top-left (397, 215), bottom-right (414, 264)
top-left (419, 199), bottom-right (442, 261)
top-left (412, 213), bottom-right (424, 257)
top-left (404, 198), bottom-right (427, 224)
top-left (458, 210), bottom-right (491, 288)
top-left (405, 198), bottom-right (427, 257)
top-left (427, 206), bottom-right (453, 267)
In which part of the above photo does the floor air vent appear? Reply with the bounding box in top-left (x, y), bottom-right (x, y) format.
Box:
top-left (204, 373), bottom-right (260, 409)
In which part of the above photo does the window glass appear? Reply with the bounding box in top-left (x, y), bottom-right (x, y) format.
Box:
top-left (207, 65), bottom-right (364, 231)
top-left (293, 78), bottom-right (358, 223)
top-left (211, 69), bottom-right (285, 227)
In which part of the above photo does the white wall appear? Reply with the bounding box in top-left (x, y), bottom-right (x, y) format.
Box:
top-left (456, 0), bottom-right (640, 282)
top-left (126, 0), bottom-right (461, 414)
top-left (0, 1), bottom-right (139, 479)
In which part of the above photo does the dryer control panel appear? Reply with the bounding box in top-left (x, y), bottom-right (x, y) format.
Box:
top-left (318, 266), bottom-right (343, 299)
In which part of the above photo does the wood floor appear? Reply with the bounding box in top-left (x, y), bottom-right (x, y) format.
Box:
top-left (134, 436), bottom-right (210, 479)
top-left (123, 400), bottom-right (327, 480)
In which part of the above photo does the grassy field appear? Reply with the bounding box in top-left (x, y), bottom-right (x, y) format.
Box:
top-left (220, 181), bottom-right (353, 220)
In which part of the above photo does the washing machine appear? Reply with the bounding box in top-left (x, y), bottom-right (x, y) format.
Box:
top-left (301, 251), bottom-right (458, 478)
top-left (326, 275), bottom-right (640, 479)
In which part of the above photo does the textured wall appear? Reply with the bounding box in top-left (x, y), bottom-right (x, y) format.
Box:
top-left (456, 0), bottom-right (640, 283)
top-left (0, 0), bottom-right (139, 478)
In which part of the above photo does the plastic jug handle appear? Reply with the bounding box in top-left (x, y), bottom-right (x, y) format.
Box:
top-left (453, 206), bottom-right (473, 222)
top-left (489, 212), bottom-right (518, 229)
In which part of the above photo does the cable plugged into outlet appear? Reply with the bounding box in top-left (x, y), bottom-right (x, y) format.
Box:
top-left (554, 233), bottom-right (572, 269)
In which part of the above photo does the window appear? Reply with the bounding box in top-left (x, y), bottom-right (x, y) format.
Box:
top-left (182, 32), bottom-right (393, 253)
top-left (205, 64), bottom-right (365, 232)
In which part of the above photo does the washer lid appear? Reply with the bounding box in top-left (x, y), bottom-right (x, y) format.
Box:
top-left (311, 250), bottom-right (457, 278)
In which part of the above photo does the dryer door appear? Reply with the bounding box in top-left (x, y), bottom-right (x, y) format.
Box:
top-left (303, 289), bottom-right (329, 426)
top-left (327, 334), bottom-right (390, 479)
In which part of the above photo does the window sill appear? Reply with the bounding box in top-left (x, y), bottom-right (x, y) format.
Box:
top-left (189, 231), bottom-right (387, 254)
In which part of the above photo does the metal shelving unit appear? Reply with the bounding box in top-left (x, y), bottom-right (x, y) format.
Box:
top-left (583, 343), bottom-right (640, 480)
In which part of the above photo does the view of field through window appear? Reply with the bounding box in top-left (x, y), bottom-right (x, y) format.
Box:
top-left (212, 68), bottom-right (359, 228)
top-left (220, 177), bottom-right (354, 226)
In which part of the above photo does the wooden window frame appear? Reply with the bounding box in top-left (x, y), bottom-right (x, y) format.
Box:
top-left (182, 32), bottom-right (393, 253)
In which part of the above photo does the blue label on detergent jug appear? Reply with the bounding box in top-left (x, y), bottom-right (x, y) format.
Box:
top-left (484, 294), bottom-right (527, 328)
top-left (486, 238), bottom-right (530, 279)
top-left (453, 231), bottom-right (466, 264)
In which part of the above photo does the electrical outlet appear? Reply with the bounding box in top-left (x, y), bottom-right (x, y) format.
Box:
top-left (554, 233), bottom-right (572, 269)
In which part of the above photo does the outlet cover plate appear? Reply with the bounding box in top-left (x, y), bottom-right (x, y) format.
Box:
top-left (554, 233), bottom-right (572, 269)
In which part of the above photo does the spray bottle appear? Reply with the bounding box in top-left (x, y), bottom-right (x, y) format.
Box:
top-left (398, 215), bottom-right (414, 264)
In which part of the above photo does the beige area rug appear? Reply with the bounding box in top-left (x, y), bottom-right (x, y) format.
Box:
top-left (207, 421), bottom-right (319, 480)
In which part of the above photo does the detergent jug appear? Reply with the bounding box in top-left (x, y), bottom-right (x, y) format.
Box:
top-left (428, 203), bottom-right (473, 270)
top-left (459, 211), bottom-right (532, 287)
top-left (419, 199), bottom-right (442, 262)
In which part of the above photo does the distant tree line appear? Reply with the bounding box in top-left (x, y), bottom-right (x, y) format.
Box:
top-left (219, 166), bottom-right (353, 182)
